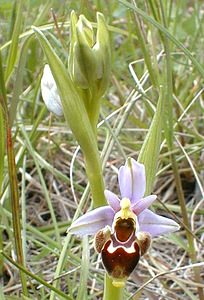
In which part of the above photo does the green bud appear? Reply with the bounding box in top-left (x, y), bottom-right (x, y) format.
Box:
top-left (77, 15), bottom-right (94, 48)
top-left (68, 11), bottom-right (111, 99)
top-left (68, 11), bottom-right (89, 88)
top-left (93, 12), bottom-right (111, 98)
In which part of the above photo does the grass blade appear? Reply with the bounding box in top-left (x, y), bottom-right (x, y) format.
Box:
top-left (5, 0), bottom-right (23, 82)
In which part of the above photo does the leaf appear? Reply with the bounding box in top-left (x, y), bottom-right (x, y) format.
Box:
top-left (138, 88), bottom-right (164, 195)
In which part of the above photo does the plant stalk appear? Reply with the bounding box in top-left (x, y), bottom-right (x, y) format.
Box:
top-left (84, 148), bottom-right (106, 208)
top-left (103, 275), bottom-right (124, 300)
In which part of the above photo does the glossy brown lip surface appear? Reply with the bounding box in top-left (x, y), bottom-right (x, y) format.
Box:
top-left (114, 217), bottom-right (136, 242)
top-left (101, 239), bottom-right (140, 279)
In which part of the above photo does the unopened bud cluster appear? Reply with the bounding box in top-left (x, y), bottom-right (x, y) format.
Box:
top-left (69, 11), bottom-right (111, 100)
top-left (41, 11), bottom-right (111, 129)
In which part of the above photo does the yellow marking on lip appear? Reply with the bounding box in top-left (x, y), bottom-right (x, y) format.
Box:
top-left (112, 278), bottom-right (126, 288)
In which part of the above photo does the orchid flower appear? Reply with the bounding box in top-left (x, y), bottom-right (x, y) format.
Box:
top-left (69, 158), bottom-right (180, 287)
top-left (41, 64), bottom-right (63, 117)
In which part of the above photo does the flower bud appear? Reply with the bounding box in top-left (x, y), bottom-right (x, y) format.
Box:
top-left (93, 12), bottom-right (111, 98)
top-left (41, 64), bottom-right (63, 117)
top-left (68, 11), bottom-right (111, 99)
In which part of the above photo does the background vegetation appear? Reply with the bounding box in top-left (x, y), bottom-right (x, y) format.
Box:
top-left (0, 0), bottom-right (204, 299)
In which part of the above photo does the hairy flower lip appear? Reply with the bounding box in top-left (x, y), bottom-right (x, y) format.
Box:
top-left (101, 238), bottom-right (140, 284)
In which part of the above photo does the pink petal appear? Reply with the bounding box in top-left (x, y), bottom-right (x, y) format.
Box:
top-left (118, 158), bottom-right (146, 204)
top-left (132, 195), bottom-right (157, 215)
top-left (68, 206), bottom-right (114, 235)
top-left (118, 164), bottom-right (132, 200)
top-left (138, 209), bottom-right (180, 237)
top-left (104, 190), bottom-right (120, 212)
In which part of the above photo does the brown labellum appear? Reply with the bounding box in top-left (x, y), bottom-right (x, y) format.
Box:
top-left (94, 215), bottom-right (146, 286)
top-left (101, 239), bottom-right (140, 281)
top-left (100, 217), bottom-right (141, 284)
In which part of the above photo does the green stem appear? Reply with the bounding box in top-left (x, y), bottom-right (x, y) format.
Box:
top-left (84, 148), bottom-right (106, 208)
top-left (103, 275), bottom-right (124, 300)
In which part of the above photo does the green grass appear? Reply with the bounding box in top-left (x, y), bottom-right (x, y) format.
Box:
top-left (0, 0), bottom-right (204, 299)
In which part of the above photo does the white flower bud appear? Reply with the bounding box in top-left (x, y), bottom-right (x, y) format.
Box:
top-left (41, 64), bottom-right (63, 117)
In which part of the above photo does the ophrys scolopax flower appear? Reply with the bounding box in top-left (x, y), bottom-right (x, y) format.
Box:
top-left (69, 158), bottom-right (180, 287)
